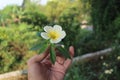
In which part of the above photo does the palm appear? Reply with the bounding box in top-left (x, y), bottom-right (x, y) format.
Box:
top-left (40, 55), bottom-right (68, 80)
top-left (28, 46), bottom-right (74, 80)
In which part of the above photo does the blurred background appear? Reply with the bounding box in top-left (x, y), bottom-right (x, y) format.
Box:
top-left (0, 0), bottom-right (120, 80)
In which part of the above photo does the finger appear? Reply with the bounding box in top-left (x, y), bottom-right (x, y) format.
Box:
top-left (56, 56), bottom-right (65, 65)
top-left (42, 59), bottom-right (52, 67)
top-left (54, 49), bottom-right (66, 65)
top-left (27, 47), bottom-right (50, 65)
top-left (69, 46), bottom-right (74, 58)
top-left (34, 46), bottom-right (50, 62)
top-left (63, 46), bottom-right (74, 69)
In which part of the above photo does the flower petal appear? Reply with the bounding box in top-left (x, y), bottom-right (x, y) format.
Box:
top-left (53, 25), bottom-right (62, 31)
top-left (41, 32), bottom-right (49, 39)
top-left (44, 26), bottom-right (53, 32)
top-left (59, 31), bottom-right (66, 39)
top-left (50, 39), bottom-right (61, 43)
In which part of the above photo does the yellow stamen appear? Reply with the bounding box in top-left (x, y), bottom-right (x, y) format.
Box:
top-left (48, 30), bottom-right (60, 40)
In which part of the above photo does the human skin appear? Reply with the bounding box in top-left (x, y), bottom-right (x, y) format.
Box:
top-left (27, 46), bottom-right (74, 80)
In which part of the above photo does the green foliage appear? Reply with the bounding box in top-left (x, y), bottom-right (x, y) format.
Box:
top-left (79, 0), bottom-right (120, 55)
top-left (65, 64), bottom-right (87, 80)
top-left (78, 31), bottom-right (113, 54)
top-left (57, 46), bottom-right (71, 59)
top-left (0, 3), bottom-right (48, 27)
top-left (44, 0), bottom-right (72, 22)
top-left (114, 14), bottom-right (120, 41)
top-left (0, 23), bottom-right (38, 73)
top-left (90, 0), bottom-right (120, 40)
top-left (58, 6), bottom-right (81, 55)
top-left (0, 5), bottom-right (24, 26)
top-left (42, 0), bottom-right (90, 23)
top-left (50, 44), bottom-right (56, 64)
top-left (21, 11), bottom-right (48, 27)
top-left (64, 45), bottom-right (120, 80)
top-left (20, 1), bottom-right (49, 27)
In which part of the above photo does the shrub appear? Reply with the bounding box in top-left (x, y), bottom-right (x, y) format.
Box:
top-left (0, 23), bottom-right (39, 73)
top-left (0, 5), bottom-right (22, 26)
top-left (64, 46), bottom-right (120, 80)
top-left (78, 0), bottom-right (120, 55)
top-left (21, 11), bottom-right (48, 27)
top-left (114, 14), bottom-right (120, 42)
top-left (78, 32), bottom-right (113, 54)
top-left (90, 0), bottom-right (120, 40)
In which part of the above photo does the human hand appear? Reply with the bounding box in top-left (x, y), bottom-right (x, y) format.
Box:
top-left (27, 46), bottom-right (74, 80)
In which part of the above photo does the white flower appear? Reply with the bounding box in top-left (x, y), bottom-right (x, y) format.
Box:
top-left (103, 62), bottom-right (108, 67)
top-left (61, 44), bottom-right (65, 48)
top-left (41, 25), bottom-right (66, 43)
top-left (104, 69), bottom-right (113, 74)
top-left (117, 56), bottom-right (120, 60)
top-left (100, 56), bottom-right (104, 59)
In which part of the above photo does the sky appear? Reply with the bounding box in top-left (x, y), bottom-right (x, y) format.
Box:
top-left (0, 0), bottom-right (48, 10)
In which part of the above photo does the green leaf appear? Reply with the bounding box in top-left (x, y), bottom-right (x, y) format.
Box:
top-left (39, 43), bottom-right (48, 54)
top-left (30, 40), bottom-right (48, 51)
top-left (36, 32), bottom-right (41, 37)
top-left (57, 46), bottom-right (71, 59)
top-left (30, 43), bottom-right (42, 51)
top-left (50, 44), bottom-right (56, 64)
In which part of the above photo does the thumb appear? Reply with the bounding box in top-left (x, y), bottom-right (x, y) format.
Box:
top-left (27, 47), bottom-right (50, 65)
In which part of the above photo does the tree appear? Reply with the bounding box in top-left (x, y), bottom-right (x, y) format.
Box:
top-left (22, 0), bottom-right (31, 9)
top-left (90, 0), bottom-right (120, 41)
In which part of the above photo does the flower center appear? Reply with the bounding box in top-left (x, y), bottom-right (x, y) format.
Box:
top-left (48, 30), bottom-right (60, 40)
